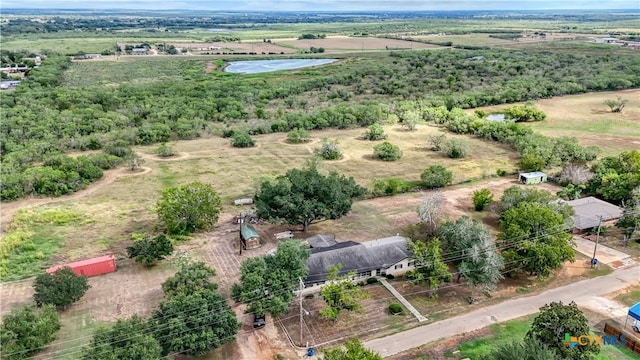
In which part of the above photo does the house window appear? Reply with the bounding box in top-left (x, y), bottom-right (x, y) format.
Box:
top-left (407, 262), bottom-right (415, 267)
top-left (394, 264), bottom-right (403, 270)
top-left (356, 271), bottom-right (372, 278)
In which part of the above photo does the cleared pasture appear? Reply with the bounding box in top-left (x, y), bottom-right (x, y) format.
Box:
top-left (166, 41), bottom-right (295, 54)
top-left (276, 36), bottom-right (441, 52)
top-left (1, 36), bottom-right (195, 54)
top-left (471, 89), bottom-right (640, 155)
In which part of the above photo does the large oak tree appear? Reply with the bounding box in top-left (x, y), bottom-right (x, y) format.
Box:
top-left (254, 164), bottom-right (365, 231)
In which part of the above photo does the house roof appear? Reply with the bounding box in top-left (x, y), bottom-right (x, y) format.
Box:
top-left (305, 236), bottom-right (411, 284)
top-left (241, 225), bottom-right (259, 239)
top-left (565, 196), bottom-right (623, 230)
top-left (306, 234), bottom-right (337, 248)
top-left (629, 302), bottom-right (640, 321)
top-left (519, 171), bottom-right (547, 178)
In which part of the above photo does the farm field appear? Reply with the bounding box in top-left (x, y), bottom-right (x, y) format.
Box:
top-left (276, 36), bottom-right (442, 52)
top-left (470, 89), bottom-right (640, 155)
top-left (1, 36), bottom-right (197, 54)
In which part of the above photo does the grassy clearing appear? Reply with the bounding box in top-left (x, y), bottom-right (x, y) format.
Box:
top-left (471, 89), bottom-right (640, 155)
top-left (1, 36), bottom-right (197, 54)
top-left (47, 310), bottom-right (103, 360)
top-left (62, 57), bottom-right (206, 86)
top-left (614, 284), bottom-right (640, 307)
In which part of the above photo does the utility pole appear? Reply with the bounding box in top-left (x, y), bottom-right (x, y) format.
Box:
top-left (238, 213), bottom-right (243, 256)
top-left (591, 215), bottom-right (603, 268)
top-left (299, 277), bottom-right (304, 347)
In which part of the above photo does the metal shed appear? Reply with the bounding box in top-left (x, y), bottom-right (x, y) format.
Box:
top-left (240, 225), bottom-right (262, 250)
top-left (518, 171), bottom-right (547, 185)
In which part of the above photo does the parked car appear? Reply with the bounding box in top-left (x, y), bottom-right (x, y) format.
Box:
top-left (253, 314), bottom-right (266, 329)
top-left (633, 319), bottom-right (640, 333)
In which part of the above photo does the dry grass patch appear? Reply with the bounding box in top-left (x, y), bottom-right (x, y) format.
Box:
top-left (276, 36), bottom-right (440, 52)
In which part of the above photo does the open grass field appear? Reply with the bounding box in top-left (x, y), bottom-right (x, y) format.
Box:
top-left (1, 36), bottom-right (196, 54)
top-left (471, 89), bottom-right (640, 156)
top-left (276, 36), bottom-right (441, 52)
top-left (62, 57), bottom-right (207, 86)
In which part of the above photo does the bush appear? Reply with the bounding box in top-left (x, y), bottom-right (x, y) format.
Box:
top-left (230, 131), bottom-right (255, 148)
top-left (127, 234), bottom-right (174, 267)
top-left (421, 165), bottom-right (453, 189)
top-left (157, 182), bottom-right (222, 235)
top-left (385, 274), bottom-right (395, 280)
top-left (473, 188), bottom-right (494, 211)
top-left (373, 141), bottom-right (403, 161)
top-left (314, 138), bottom-right (343, 160)
top-left (389, 303), bottom-right (403, 314)
top-left (33, 267), bottom-right (90, 310)
top-left (103, 139), bottom-right (133, 158)
top-left (366, 277), bottom-right (378, 284)
top-left (496, 169), bottom-right (507, 177)
top-left (372, 178), bottom-right (414, 196)
top-left (428, 134), bottom-right (446, 151)
top-left (520, 153), bottom-right (547, 172)
top-left (443, 138), bottom-right (470, 159)
top-left (362, 124), bottom-right (387, 141)
top-left (286, 128), bottom-right (312, 144)
top-left (1, 304), bottom-right (61, 360)
top-left (156, 143), bottom-right (178, 157)
top-left (87, 153), bottom-right (122, 170)
top-left (305, 293), bottom-right (315, 299)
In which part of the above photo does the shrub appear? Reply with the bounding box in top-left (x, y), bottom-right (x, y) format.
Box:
top-left (156, 143), bottom-right (177, 157)
top-left (366, 277), bottom-right (378, 284)
top-left (231, 131), bottom-right (255, 148)
top-left (222, 129), bottom-right (235, 138)
top-left (428, 134), bottom-right (447, 151)
top-left (520, 153), bottom-right (546, 172)
top-left (373, 141), bottom-right (403, 161)
top-left (305, 293), bottom-right (315, 299)
top-left (372, 178), bottom-right (414, 196)
top-left (127, 234), bottom-right (174, 267)
top-left (314, 138), bottom-right (343, 160)
top-left (362, 124), bottom-right (387, 141)
top-left (33, 267), bottom-right (90, 310)
top-left (443, 138), bottom-right (470, 159)
top-left (103, 139), bottom-right (133, 158)
top-left (286, 128), bottom-right (311, 144)
top-left (496, 169), bottom-right (507, 177)
top-left (473, 188), bottom-right (494, 211)
top-left (389, 303), bottom-right (403, 314)
top-left (87, 153), bottom-right (122, 170)
top-left (421, 165), bottom-right (453, 188)
top-left (385, 274), bottom-right (395, 280)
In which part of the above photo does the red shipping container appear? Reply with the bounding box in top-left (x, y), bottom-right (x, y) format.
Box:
top-left (46, 254), bottom-right (117, 278)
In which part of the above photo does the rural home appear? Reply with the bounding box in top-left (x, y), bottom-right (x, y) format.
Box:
top-left (304, 236), bottom-right (414, 288)
top-left (564, 196), bottom-right (623, 231)
top-left (132, 47), bottom-right (149, 54)
top-left (240, 225), bottom-right (262, 250)
top-left (306, 234), bottom-right (337, 248)
top-left (518, 171), bottom-right (547, 185)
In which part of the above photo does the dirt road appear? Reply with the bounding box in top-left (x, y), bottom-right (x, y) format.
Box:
top-left (364, 264), bottom-right (640, 358)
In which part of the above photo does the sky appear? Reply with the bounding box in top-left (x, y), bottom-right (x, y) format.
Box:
top-left (1, 0), bottom-right (638, 11)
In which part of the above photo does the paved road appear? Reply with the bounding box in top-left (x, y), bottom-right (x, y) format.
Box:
top-left (364, 265), bottom-right (640, 358)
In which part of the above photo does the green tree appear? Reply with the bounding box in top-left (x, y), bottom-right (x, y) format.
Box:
top-left (254, 164), bottom-right (366, 231)
top-left (442, 138), bottom-right (470, 159)
top-left (421, 165), bottom-right (453, 189)
top-left (407, 238), bottom-right (450, 297)
top-left (472, 188), bottom-right (493, 211)
top-left (156, 182), bottom-right (222, 235)
top-left (234, 239), bottom-right (310, 317)
top-left (287, 128), bottom-right (311, 144)
top-left (503, 104), bottom-right (546, 122)
top-left (482, 339), bottom-right (560, 360)
top-left (314, 137), bottom-right (343, 160)
top-left (519, 153), bottom-right (546, 172)
top-left (604, 96), bottom-right (628, 113)
top-left (127, 234), bottom-right (174, 267)
top-left (323, 338), bottom-right (382, 360)
top-left (150, 288), bottom-right (240, 356)
top-left (439, 217), bottom-right (504, 292)
top-left (362, 123), bottom-right (387, 141)
top-left (81, 315), bottom-right (162, 360)
top-left (162, 260), bottom-right (217, 297)
top-left (156, 143), bottom-right (177, 157)
top-left (33, 267), bottom-right (90, 310)
top-left (500, 202), bottom-right (575, 277)
top-left (617, 186), bottom-right (640, 244)
top-left (230, 131), bottom-right (255, 148)
top-left (526, 301), bottom-right (599, 360)
top-left (0, 304), bottom-right (61, 360)
top-left (320, 264), bottom-right (368, 321)
top-left (373, 141), bottom-right (403, 161)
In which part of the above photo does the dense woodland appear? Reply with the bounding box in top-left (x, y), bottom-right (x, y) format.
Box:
top-left (1, 44), bottom-right (639, 200)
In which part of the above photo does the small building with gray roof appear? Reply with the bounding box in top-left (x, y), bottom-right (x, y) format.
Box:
top-left (564, 196), bottom-right (623, 231)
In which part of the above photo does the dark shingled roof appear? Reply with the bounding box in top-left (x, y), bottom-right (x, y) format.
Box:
top-left (306, 234), bottom-right (337, 248)
top-left (305, 236), bottom-right (410, 284)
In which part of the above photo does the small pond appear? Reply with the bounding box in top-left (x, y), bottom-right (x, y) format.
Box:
top-left (224, 59), bottom-right (337, 74)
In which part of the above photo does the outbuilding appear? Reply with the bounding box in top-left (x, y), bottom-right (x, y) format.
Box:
top-left (565, 196), bottom-right (623, 231)
top-left (518, 171), bottom-right (547, 185)
top-left (46, 254), bottom-right (117, 277)
top-left (240, 225), bottom-right (262, 250)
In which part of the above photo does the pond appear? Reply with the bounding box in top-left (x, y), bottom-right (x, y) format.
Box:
top-left (224, 59), bottom-right (337, 74)
top-left (486, 114), bottom-right (506, 122)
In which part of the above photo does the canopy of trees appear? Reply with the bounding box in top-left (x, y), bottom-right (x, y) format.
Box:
top-left (156, 182), bottom-right (222, 235)
top-left (81, 315), bottom-right (162, 360)
top-left (320, 264), bottom-right (368, 320)
top-left (233, 239), bottom-right (310, 317)
top-left (526, 301), bottom-right (599, 360)
top-left (585, 150), bottom-right (640, 205)
top-left (323, 338), bottom-right (382, 360)
top-left (33, 267), bottom-right (90, 310)
top-left (254, 164), bottom-right (366, 231)
top-left (407, 238), bottom-right (451, 297)
top-left (0, 304), bottom-right (61, 360)
top-left (126, 233), bottom-right (174, 267)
